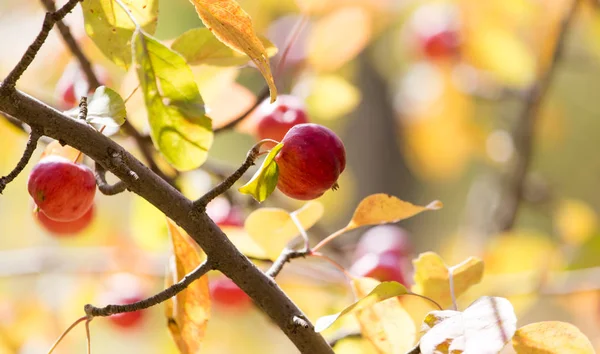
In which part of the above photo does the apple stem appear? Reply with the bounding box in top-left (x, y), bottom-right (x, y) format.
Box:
top-left (46, 315), bottom-right (88, 354)
top-left (312, 226), bottom-right (351, 253)
top-left (406, 292), bottom-right (443, 311)
top-left (85, 318), bottom-right (92, 354)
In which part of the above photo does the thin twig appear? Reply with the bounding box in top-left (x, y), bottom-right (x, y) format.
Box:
top-left (39, 0), bottom-right (100, 88)
top-left (47, 316), bottom-right (88, 354)
top-left (213, 86), bottom-right (269, 133)
top-left (0, 129), bottom-right (42, 193)
top-left (1, 0), bottom-right (82, 88)
top-left (85, 259), bottom-right (213, 317)
top-left (94, 162), bottom-right (128, 195)
top-left (193, 143), bottom-right (261, 209)
top-left (266, 249), bottom-right (309, 278)
top-left (495, 0), bottom-right (581, 232)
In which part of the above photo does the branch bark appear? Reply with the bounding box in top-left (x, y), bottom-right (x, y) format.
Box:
top-left (0, 129), bottom-right (41, 193)
top-left (0, 88), bottom-right (333, 353)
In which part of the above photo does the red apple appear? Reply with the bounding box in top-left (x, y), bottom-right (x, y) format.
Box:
top-left (206, 197), bottom-right (244, 228)
top-left (354, 225), bottom-right (412, 260)
top-left (55, 61), bottom-right (111, 109)
top-left (409, 3), bottom-right (461, 60)
top-left (274, 123), bottom-right (346, 200)
top-left (28, 156), bottom-right (96, 222)
top-left (209, 277), bottom-right (251, 309)
top-left (256, 95), bottom-right (309, 146)
top-left (34, 204), bottom-right (94, 235)
top-left (350, 253), bottom-right (408, 286)
top-left (421, 29), bottom-right (461, 59)
top-left (108, 295), bottom-right (145, 328)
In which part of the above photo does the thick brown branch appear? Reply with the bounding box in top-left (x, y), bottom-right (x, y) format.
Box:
top-left (85, 260), bottom-right (213, 317)
top-left (494, 0), bottom-right (581, 232)
top-left (193, 145), bottom-right (260, 209)
top-left (213, 86), bottom-right (269, 133)
top-left (39, 0), bottom-right (100, 89)
top-left (1, 0), bottom-right (82, 88)
top-left (94, 162), bottom-right (128, 195)
top-left (0, 129), bottom-right (41, 193)
top-left (0, 89), bottom-right (333, 353)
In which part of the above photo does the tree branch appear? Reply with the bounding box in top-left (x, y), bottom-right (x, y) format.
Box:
top-left (0, 89), bottom-right (334, 353)
top-left (85, 259), bottom-right (213, 317)
top-left (213, 86), bottom-right (269, 133)
top-left (193, 144), bottom-right (260, 209)
top-left (0, 129), bottom-right (41, 193)
top-left (94, 162), bottom-right (128, 195)
top-left (266, 248), bottom-right (309, 278)
top-left (39, 0), bottom-right (100, 88)
top-left (1, 0), bottom-right (82, 88)
top-left (494, 0), bottom-right (581, 232)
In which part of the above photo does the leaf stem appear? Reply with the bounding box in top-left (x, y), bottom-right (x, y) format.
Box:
top-left (113, 0), bottom-right (141, 29)
top-left (310, 252), bottom-right (352, 280)
top-left (47, 316), bottom-right (88, 354)
top-left (312, 226), bottom-right (351, 252)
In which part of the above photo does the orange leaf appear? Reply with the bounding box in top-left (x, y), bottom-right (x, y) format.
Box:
top-left (189, 0), bottom-right (277, 102)
top-left (165, 219), bottom-right (210, 354)
top-left (353, 277), bottom-right (416, 353)
top-left (347, 193), bottom-right (442, 230)
top-left (512, 321), bottom-right (594, 354)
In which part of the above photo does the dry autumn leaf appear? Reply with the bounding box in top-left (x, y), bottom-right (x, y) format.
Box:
top-left (244, 201), bottom-right (324, 260)
top-left (347, 194), bottom-right (442, 230)
top-left (165, 219), bottom-right (210, 354)
top-left (512, 321), bottom-right (595, 354)
top-left (412, 252), bottom-right (484, 309)
top-left (353, 277), bottom-right (416, 353)
top-left (188, 0), bottom-right (277, 102)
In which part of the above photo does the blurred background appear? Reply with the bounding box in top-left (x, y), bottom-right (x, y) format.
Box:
top-left (1, 0), bottom-right (600, 352)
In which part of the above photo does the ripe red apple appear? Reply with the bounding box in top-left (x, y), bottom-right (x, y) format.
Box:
top-left (255, 95), bottom-right (309, 146)
top-left (41, 140), bottom-right (84, 163)
top-left (55, 61), bottom-right (111, 109)
top-left (28, 156), bottom-right (96, 222)
top-left (108, 295), bottom-right (145, 328)
top-left (350, 253), bottom-right (408, 286)
top-left (34, 204), bottom-right (94, 236)
top-left (409, 3), bottom-right (461, 60)
top-left (274, 123), bottom-right (346, 200)
top-left (354, 225), bottom-right (412, 260)
top-left (420, 29), bottom-right (461, 59)
top-left (209, 277), bottom-right (251, 309)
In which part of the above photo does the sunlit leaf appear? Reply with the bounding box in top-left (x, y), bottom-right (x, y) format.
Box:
top-left (165, 219), bottom-right (210, 354)
top-left (133, 30), bottom-right (213, 171)
top-left (172, 27), bottom-right (277, 66)
top-left (347, 194), bottom-right (442, 230)
top-left (244, 201), bottom-right (324, 260)
top-left (238, 143), bottom-right (283, 202)
top-left (412, 252), bottom-right (484, 309)
top-left (307, 7), bottom-right (371, 72)
top-left (315, 281), bottom-right (408, 332)
top-left (188, 0), bottom-right (277, 102)
top-left (82, 0), bottom-right (158, 69)
top-left (82, 86), bottom-right (126, 126)
top-left (420, 296), bottom-right (517, 354)
top-left (353, 277), bottom-right (416, 353)
top-left (512, 321), bottom-right (594, 354)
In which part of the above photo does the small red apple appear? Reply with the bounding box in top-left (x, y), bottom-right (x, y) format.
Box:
top-left (274, 123), bottom-right (346, 200)
top-left (34, 204), bottom-right (94, 236)
top-left (55, 61), bottom-right (111, 109)
top-left (209, 277), bottom-right (251, 309)
top-left (256, 95), bottom-right (309, 146)
top-left (350, 253), bottom-right (408, 286)
top-left (28, 156), bottom-right (96, 222)
top-left (354, 225), bottom-right (412, 260)
top-left (108, 295), bottom-right (145, 328)
top-left (420, 29), bottom-right (461, 59)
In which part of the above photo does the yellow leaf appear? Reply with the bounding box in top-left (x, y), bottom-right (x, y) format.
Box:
top-left (165, 219), bottom-right (210, 354)
top-left (412, 252), bottom-right (484, 309)
top-left (347, 194), bottom-right (442, 230)
top-left (512, 321), bottom-right (594, 354)
top-left (189, 0), bottom-right (277, 102)
top-left (353, 277), bottom-right (416, 353)
top-left (307, 7), bottom-right (372, 72)
top-left (305, 74), bottom-right (361, 121)
top-left (554, 199), bottom-right (598, 246)
top-left (244, 201), bottom-right (324, 260)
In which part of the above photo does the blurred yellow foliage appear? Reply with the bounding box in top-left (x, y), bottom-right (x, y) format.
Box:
top-left (555, 199), bottom-right (598, 246)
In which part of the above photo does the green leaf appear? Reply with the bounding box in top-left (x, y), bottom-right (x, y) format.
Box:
top-left (133, 30), bottom-right (213, 171)
top-left (85, 86), bottom-right (126, 126)
top-left (82, 0), bottom-right (158, 69)
top-left (172, 28), bottom-right (278, 67)
top-left (314, 281), bottom-right (408, 332)
top-left (238, 143), bottom-right (283, 202)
